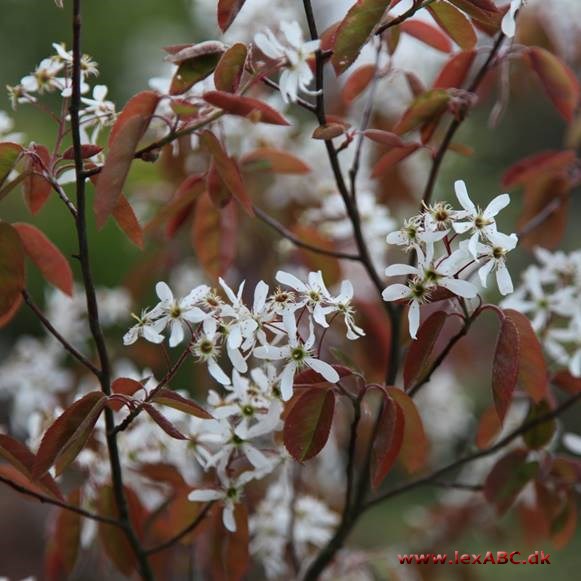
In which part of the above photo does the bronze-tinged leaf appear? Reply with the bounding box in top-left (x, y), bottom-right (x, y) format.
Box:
top-left (143, 403), bottom-right (189, 440)
top-left (312, 123), bottom-right (347, 140)
top-left (526, 47), bottom-right (580, 122)
top-left (400, 20), bottom-right (452, 53)
top-left (503, 309), bottom-right (548, 402)
top-left (522, 400), bottom-right (556, 450)
top-left (386, 387), bottom-right (428, 473)
top-left (551, 492), bottom-right (577, 549)
top-left (447, 0), bottom-right (501, 36)
top-left (214, 43), bottom-right (247, 93)
top-left (203, 91), bottom-right (289, 125)
top-left (492, 315), bottom-right (519, 423)
top-left (502, 150), bottom-right (575, 188)
top-left (207, 160), bottom-right (232, 209)
top-left (341, 64), bottom-right (376, 103)
top-left (283, 388), bottom-right (335, 462)
top-left (62, 144), bottom-right (103, 160)
top-left (108, 377), bottom-right (143, 412)
top-left (199, 130), bottom-right (253, 216)
top-left (0, 464), bottom-right (63, 504)
top-left (94, 91), bottom-right (160, 228)
top-left (433, 49), bottom-right (477, 89)
top-left (33, 391), bottom-right (107, 478)
top-left (393, 89), bottom-right (450, 134)
top-left (363, 129), bottom-right (405, 148)
top-left (217, 0), bottom-right (247, 32)
top-left (240, 148), bottom-right (311, 174)
top-left (293, 365), bottom-right (353, 388)
top-left (13, 223), bottom-right (74, 296)
top-left (112, 194), bottom-right (144, 249)
top-left (552, 371), bottom-right (581, 395)
top-left (484, 449), bottom-right (539, 515)
top-left (370, 394), bottom-right (405, 489)
top-left (332, 0), bottom-right (390, 75)
top-left (428, 1), bottom-right (477, 50)
top-left (0, 291), bottom-right (22, 328)
top-left (22, 144), bottom-right (52, 214)
top-left (152, 388), bottom-right (213, 419)
top-left (53, 489), bottom-right (82, 575)
top-left (168, 43), bottom-right (224, 95)
top-left (0, 222), bottom-right (25, 319)
top-left (475, 404), bottom-right (501, 449)
top-left (0, 142), bottom-right (22, 188)
top-left (192, 191), bottom-right (238, 279)
top-left (372, 143), bottom-right (420, 177)
top-left (403, 310), bottom-right (448, 389)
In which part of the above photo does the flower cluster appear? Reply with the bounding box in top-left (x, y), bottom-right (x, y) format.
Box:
top-left (502, 247), bottom-right (581, 376)
top-left (383, 180), bottom-right (518, 338)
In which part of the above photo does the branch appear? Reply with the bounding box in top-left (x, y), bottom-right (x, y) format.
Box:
top-left (144, 502), bottom-right (214, 555)
top-left (254, 206), bottom-right (361, 261)
top-left (22, 290), bottom-right (100, 376)
top-left (0, 474), bottom-right (123, 527)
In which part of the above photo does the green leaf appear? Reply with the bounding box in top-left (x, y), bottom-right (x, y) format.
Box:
top-left (283, 388), bottom-right (335, 462)
top-left (428, 1), bottom-right (477, 50)
top-left (214, 43), bottom-right (247, 93)
top-left (332, 0), bottom-right (390, 75)
top-left (522, 401), bottom-right (556, 450)
top-left (0, 222), bottom-right (25, 319)
top-left (167, 42), bottom-right (225, 95)
top-left (0, 142), bottom-right (22, 189)
top-left (394, 89), bottom-right (450, 134)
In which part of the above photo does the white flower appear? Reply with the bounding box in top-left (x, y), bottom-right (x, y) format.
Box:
top-left (191, 319), bottom-right (231, 386)
top-left (123, 309), bottom-right (165, 345)
top-left (254, 21), bottom-right (320, 103)
top-left (546, 313), bottom-right (581, 377)
top-left (332, 280), bottom-right (365, 340)
top-left (254, 314), bottom-right (339, 401)
top-left (452, 180), bottom-right (511, 258)
top-left (563, 432), bottom-right (581, 455)
top-left (20, 58), bottom-right (63, 94)
top-left (386, 217), bottom-right (447, 251)
top-left (501, 0), bottom-right (524, 38)
top-left (80, 84), bottom-right (116, 140)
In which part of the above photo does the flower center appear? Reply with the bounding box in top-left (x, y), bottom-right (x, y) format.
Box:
top-left (291, 347), bottom-right (306, 362)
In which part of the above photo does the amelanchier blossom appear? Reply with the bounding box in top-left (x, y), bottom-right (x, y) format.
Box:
top-left (502, 0), bottom-right (525, 38)
top-left (254, 21), bottom-right (320, 103)
top-left (383, 180), bottom-right (518, 338)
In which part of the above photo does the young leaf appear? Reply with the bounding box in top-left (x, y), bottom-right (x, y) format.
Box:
top-left (62, 144), bottom-right (103, 160)
top-left (94, 91), bottom-right (160, 228)
top-left (0, 142), bottom-right (22, 188)
top-left (283, 388), bottom-right (335, 462)
top-left (199, 130), bottom-right (253, 216)
top-left (332, 0), bottom-right (389, 75)
top-left (433, 49), bottom-right (477, 89)
top-left (342, 64), bottom-right (376, 103)
top-left (503, 309), bottom-right (548, 402)
top-left (526, 47), bottom-right (580, 122)
top-left (293, 365), bottom-right (353, 388)
top-left (386, 387), bottom-right (428, 473)
top-left (0, 222), bottom-right (25, 319)
top-left (492, 315), bottom-right (520, 423)
top-left (428, 1), bottom-right (477, 50)
top-left (192, 191), bottom-right (238, 279)
top-left (393, 89), bottom-right (450, 134)
top-left (372, 144), bottom-right (420, 177)
top-left (33, 391), bottom-right (107, 478)
top-left (217, 0), bottom-right (247, 32)
top-left (203, 91), bottom-right (290, 125)
top-left (363, 129), bottom-right (405, 148)
top-left (207, 160), bottom-right (232, 209)
top-left (214, 43), bottom-right (247, 93)
top-left (240, 148), bottom-right (311, 174)
top-left (502, 150), bottom-right (575, 188)
top-left (312, 123), bottom-right (347, 140)
top-left (475, 404), bottom-right (502, 449)
top-left (152, 388), bottom-right (213, 419)
top-left (447, 0), bottom-right (501, 35)
top-left (13, 223), bottom-right (74, 295)
top-left (22, 144), bottom-right (52, 214)
top-left (167, 43), bottom-right (224, 95)
top-left (112, 194), bottom-right (144, 249)
top-left (143, 403), bottom-right (189, 439)
top-left (522, 401), bottom-right (556, 450)
top-left (52, 490), bottom-right (82, 576)
top-left (371, 394), bottom-right (405, 489)
top-left (403, 310), bottom-right (448, 389)
top-left (400, 20), bottom-right (453, 53)
top-left (108, 377), bottom-right (143, 412)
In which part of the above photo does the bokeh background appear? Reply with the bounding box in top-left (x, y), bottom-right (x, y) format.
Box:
top-left (0, 0), bottom-right (580, 579)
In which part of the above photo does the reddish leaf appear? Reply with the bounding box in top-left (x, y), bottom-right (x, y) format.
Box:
top-left (526, 47), bottom-right (580, 122)
top-left (484, 449), bottom-right (539, 514)
top-left (551, 493), bottom-right (577, 549)
top-left (152, 388), bottom-right (213, 419)
top-left (240, 148), bottom-right (311, 174)
top-left (372, 144), bottom-right (420, 177)
top-left (214, 43), bottom-right (247, 93)
top-left (138, 462), bottom-right (188, 489)
top-left (22, 144), bottom-right (52, 214)
top-left (475, 405), bottom-right (502, 449)
top-left (199, 130), bottom-right (253, 216)
top-left (332, 0), bottom-right (389, 74)
top-left (13, 222), bottom-right (73, 295)
top-left (204, 91), bottom-right (289, 125)
top-left (394, 89), bottom-right (450, 134)
top-left (294, 365), bottom-right (353, 388)
top-left (0, 292), bottom-right (22, 328)
top-left (168, 43), bottom-right (224, 95)
top-left (109, 377), bottom-right (143, 412)
top-left (143, 403), bottom-right (189, 440)
top-left (371, 394), bottom-right (405, 489)
top-left (428, 2), bottom-right (477, 50)
top-left (0, 142), bottom-right (22, 188)
top-left (492, 315), bottom-right (520, 423)
top-left (553, 371), bottom-right (581, 395)
top-left (312, 123), bottom-right (347, 140)
top-left (112, 194), bottom-right (144, 248)
top-left (448, 0), bottom-right (501, 35)
top-left (404, 311), bottom-right (448, 389)
top-left (217, 0), bottom-right (247, 32)
top-left (502, 150), bottom-right (575, 188)
top-left (94, 91), bottom-right (160, 228)
top-left (363, 129), bottom-right (405, 148)
top-left (62, 144), bottom-right (102, 160)
top-left (33, 391), bottom-right (107, 478)
top-left (207, 160), bottom-right (232, 209)
top-left (433, 49), bottom-right (477, 90)
top-left (386, 387), bottom-right (428, 473)
top-left (504, 309), bottom-right (548, 402)
top-left (342, 64), bottom-right (376, 103)
top-left (192, 191), bottom-right (238, 279)
top-left (400, 20), bottom-right (452, 53)
top-left (0, 222), bottom-right (25, 319)
top-left (522, 401), bottom-right (556, 450)
top-left (0, 464), bottom-right (63, 503)
top-left (52, 490), bottom-right (82, 576)
top-left (283, 388), bottom-right (335, 462)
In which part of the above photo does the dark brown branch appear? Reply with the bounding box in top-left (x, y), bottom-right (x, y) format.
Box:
top-left (22, 289), bottom-right (100, 376)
